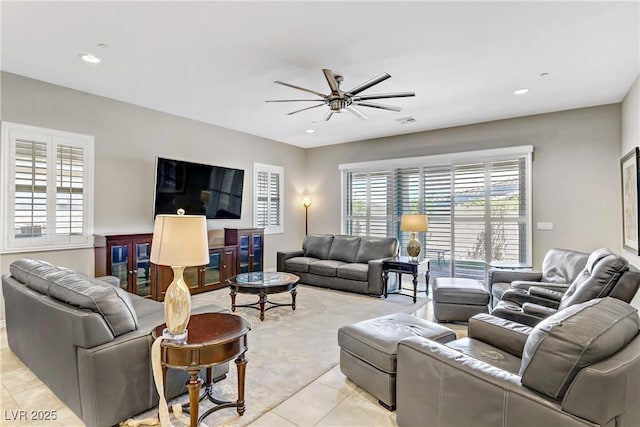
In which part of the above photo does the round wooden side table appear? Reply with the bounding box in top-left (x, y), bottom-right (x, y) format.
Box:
top-left (152, 312), bottom-right (251, 427)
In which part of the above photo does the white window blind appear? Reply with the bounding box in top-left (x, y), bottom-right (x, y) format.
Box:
top-left (342, 147), bottom-right (532, 281)
top-left (253, 163), bottom-right (283, 234)
top-left (1, 122), bottom-right (94, 252)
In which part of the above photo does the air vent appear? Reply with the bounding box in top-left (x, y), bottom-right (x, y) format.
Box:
top-left (396, 116), bottom-right (416, 124)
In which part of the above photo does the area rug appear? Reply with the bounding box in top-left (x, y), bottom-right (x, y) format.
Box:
top-left (132, 285), bottom-right (428, 427)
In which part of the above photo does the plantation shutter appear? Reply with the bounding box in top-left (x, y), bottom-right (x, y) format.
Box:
top-left (56, 143), bottom-right (85, 236)
top-left (345, 171), bottom-right (368, 235)
top-left (269, 171), bottom-right (281, 228)
top-left (395, 167), bottom-right (420, 254)
top-left (255, 170), bottom-right (269, 228)
top-left (369, 170), bottom-right (393, 236)
top-left (423, 165), bottom-right (452, 276)
top-left (453, 162), bottom-right (487, 278)
top-left (14, 139), bottom-right (48, 239)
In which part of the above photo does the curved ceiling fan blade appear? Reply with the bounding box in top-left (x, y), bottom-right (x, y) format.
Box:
top-left (352, 92), bottom-right (415, 101)
top-left (274, 80), bottom-right (327, 98)
top-left (286, 104), bottom-right (326, 115)
top-left (354, 101), bottom-right (402, 112)
top-left (347, 73), bottom-right (391, 96)
top-left (265, 99), bottom-right (324, 102)
top-left (347, 106), bottom-right (368, 120)
top-left (323, 110), bottom-right (334, 121)
top-left (322, 69), bottom-right (341, 96)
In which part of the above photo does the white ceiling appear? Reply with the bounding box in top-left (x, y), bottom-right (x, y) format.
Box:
top-left (1, 1), bottom-right (639, 148)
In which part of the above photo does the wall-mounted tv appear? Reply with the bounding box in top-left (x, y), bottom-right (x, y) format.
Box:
top-left (153, 157), bottom-right (244, 219)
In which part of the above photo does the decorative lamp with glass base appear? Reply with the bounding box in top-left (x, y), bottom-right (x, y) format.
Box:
top-left (150, 209), bottom-right (209, 343)
top-left (400, 214), bottom-right (429, 261)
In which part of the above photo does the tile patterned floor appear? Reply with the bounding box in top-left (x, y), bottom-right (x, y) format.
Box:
top-left (0, 301), bottom-right (466, 427)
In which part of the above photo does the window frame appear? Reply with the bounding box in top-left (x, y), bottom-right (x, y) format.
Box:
top-left (253, 163), bottom-right (284, 234)
top-left (340, 146), bottom-right (533, 276)
top-left (1, 122), bottom-right (94, 253)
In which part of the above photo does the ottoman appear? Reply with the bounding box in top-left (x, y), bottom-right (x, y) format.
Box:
top-left (432, 277), bottom-right (490, 322)
top-left (337, 313), bottom-right (456, 410)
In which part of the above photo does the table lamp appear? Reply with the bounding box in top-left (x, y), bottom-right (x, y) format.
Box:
top-left (150, 209), bottom-right (209, 342)
top-left (400, 214), bottom-right (428, 260)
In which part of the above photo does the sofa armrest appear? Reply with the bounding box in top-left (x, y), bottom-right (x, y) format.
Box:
top-left (521, 302), bottom-right (558, 318)
top-left (367, 259), bottom-right (385, 296)
top-left (468, 314), bottom-right (532, 358)
top-left (528, 286), bottom-right (564, 301)
top-left (397, 336), bottom-right (573, 427)
top-left (511, 281), bottom-right (570, 292)
top-left (277, 250), bottom-right (305, 271)
top-left (488, 269), bottom-right (542, 287)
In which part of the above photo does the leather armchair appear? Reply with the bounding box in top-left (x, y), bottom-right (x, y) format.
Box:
top-left (396, 298), bottom-right (640, 427)
top-left (492, 248), bottom-right (638, 326)
top-left (487, 248), bottom-right (588, 308)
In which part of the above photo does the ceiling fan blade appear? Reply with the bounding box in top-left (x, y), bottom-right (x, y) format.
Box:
top-left (347, 106), bottom-right (368, 120)
top-left (286, 104), bottom-right (326, 115)
top-left (274, 80), bottom-right (327, 98)
top-left (323, 110), bottom-right (334, 121)
top-left (265, 99), bottom-right (325, 102)
top-left (322, 69), bottom-right (341, 96)
top-left (347, 73), bottom-right (391, 96)
top-left (354, 101), bottom-right (402, 112)
top-left (352, 92), bottom-right (415, 101)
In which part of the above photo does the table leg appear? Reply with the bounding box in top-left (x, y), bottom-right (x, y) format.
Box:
top-left (235, 353), bottom-right (248, 416)
top-left (259, 290), bottom-right (266, 321)
top-left (291, 288), bottom-right (297, 310)
top-left (383, 270), bottom-right (389, 298)
top-left (230, 289), bottom-right (237, 312)
top-left (411, 272), bottom-right (418, 303)
top-left (186, 368), bottom-right (203, 427)
top-left (425, 270), bottom-right (430, 297)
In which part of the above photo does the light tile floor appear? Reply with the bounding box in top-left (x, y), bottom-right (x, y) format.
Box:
top-left (0, 299), bottom-right (466, 427)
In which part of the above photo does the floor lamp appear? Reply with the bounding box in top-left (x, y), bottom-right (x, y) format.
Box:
top-left (303, 196), bottom-right (311, 235)
top-left (150, 209), bottom-right (209, 342)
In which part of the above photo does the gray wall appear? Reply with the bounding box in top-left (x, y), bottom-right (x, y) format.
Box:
top-left (0, 72), bottom-right (307, 319)
top-left (306, 104), bottom-right (622, 271)
top-left (621, 76), bottom-right (640, 309)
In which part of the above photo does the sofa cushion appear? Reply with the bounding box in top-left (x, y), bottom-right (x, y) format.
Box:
top-left (48, 274), bottom-right (139, 337)
top-left (303, 234), bottom-right (335, 260)
top-left (309, 260), bottom-right (346, 277)
top-left (10, 259), bottom-right (69, 294)
top-left (285, 256), bottom-right (319, 273)
top-left (328, 235), bottom-right (361, 263)
top-left (337, 263), bottom-right (369, 281)
top-left (355, 237), bottom-right (398, 263)
top-left (520, 297), bottom-right (639, 400)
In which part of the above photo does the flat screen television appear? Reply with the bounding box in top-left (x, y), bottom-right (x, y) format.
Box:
top-left (153, 157), bottom-right (244, 219)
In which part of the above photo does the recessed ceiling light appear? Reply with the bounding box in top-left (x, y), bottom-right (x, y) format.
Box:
top-left (514, 88), bottom-right (529, 95)
top-left (79, 53), bottom-right (101, 64)
top-left (306, 129), bottom-right (315, 134)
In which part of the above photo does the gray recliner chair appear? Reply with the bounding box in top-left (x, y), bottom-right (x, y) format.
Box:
top-left (492, 248), bottom-right (639, 326)
top-left (487, 248), bottom-right (589, 308)
top-left (396, 297), bottom-right (640, 427)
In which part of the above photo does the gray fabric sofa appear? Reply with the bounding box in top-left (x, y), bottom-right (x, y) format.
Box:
top-left (397, 297), bottom-right (640, 426)
top-left (1, 259), bottom-right (229, 427)
top-left (277, 234), bottom-right (398, 296)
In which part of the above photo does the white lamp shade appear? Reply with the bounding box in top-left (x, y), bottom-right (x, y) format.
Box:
top-left (400, 214), bottom-right (429, 232)
top-left (150, 214), bottom-right (209, 266)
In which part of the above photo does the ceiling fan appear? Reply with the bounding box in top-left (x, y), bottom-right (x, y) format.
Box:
top-left (266, 68), bottom-right (415, 121)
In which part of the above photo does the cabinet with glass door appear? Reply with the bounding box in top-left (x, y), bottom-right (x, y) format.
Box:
top-left (224, 228), bottom-right (264, 273)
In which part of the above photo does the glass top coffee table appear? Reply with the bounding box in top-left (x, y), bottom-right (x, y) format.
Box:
top-left (227, 272), bottom-right (300, 321)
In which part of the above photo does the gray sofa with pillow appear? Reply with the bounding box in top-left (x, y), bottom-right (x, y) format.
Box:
top-left (396, 297), bottom-right (640, 426)
top-left (277, 234), bottom-right (398, 296)
top-left (1, 259), bottom-right (229, 427)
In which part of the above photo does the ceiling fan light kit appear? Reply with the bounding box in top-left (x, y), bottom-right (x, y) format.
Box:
top-left (266, 68), bottom-right (415, 121)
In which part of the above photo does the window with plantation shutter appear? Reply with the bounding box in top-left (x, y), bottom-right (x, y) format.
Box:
top-left (341, 146), bottom-right (532, 282)
top-left (1, 122), bottom-right (94, 252)
top-left (253, 163), bottom-right (283, 234)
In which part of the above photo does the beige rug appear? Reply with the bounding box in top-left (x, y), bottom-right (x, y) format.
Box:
top-left (134, 285), bottom-right (428, 427)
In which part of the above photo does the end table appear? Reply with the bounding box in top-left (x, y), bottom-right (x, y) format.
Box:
top-left (382, 256), bottom-right (430, 303)
top-left (152, 313), bottom-right (251, 427)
